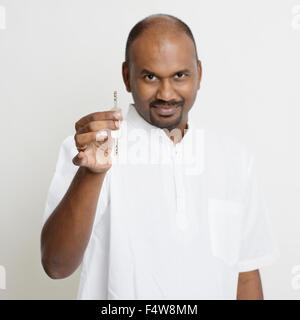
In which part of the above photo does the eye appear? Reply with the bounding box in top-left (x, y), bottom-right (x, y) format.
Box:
top-left (175, 72), bottom-right (185, 79)
top-left (144, 74), bottom-right (156, 81)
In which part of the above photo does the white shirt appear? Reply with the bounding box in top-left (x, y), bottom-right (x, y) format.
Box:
top-left (42, 103), bottom-right (280, 299)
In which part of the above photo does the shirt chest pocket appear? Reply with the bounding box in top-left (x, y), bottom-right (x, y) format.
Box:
top-left (208, 198), bottom-right (245, 266)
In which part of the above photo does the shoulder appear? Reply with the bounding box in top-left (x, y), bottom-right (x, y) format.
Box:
top-left (204, 128), bottom-right (253, 176)
top-left (61, 134), bottom-right (76, 149)
top-left (60, 134), bottom-right (77, 155)
top-left (205, 128), bottom-right (251, 156)
top-left (205, 128), bottom-right (246, 152)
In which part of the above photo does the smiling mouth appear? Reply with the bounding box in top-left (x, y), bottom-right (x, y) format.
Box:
top-left (153, 105), bottom-right (179, 116)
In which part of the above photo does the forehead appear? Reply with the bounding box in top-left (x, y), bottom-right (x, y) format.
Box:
top-left (129, 29), bottom-right (196, 73)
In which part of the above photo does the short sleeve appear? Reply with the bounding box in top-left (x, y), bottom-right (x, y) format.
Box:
top-left (42, 135), bottom-right (110, 226)
top-left (42, 135), bottom-right (78, 225)
top-left (237, 154), bottom-right (280, 272)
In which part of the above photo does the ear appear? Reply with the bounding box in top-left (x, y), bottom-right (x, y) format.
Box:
top-left (122, 61), bottom-right (131, 93)
top-left (197, 60), bottom-right (202, 90)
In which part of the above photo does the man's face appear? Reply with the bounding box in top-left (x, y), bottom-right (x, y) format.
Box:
top-left (122, 28), bottom-right (202, 131)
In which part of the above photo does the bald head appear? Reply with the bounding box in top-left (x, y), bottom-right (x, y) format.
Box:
top-left (125, 14), bottom-right (199, 69)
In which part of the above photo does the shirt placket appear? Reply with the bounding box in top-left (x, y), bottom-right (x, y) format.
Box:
top-left (172, 142), bottom-right (188, 231)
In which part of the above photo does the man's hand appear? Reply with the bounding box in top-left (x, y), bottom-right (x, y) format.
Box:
top-left (41, 109), bottom-right (123, 279)
top-left (73, 110), bottom-right (123, 173)
top-left (237, 269), bottom-right (264, 300)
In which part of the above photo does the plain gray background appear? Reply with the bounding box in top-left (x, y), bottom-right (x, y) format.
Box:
top-left (0, 0), bottom-right (299, 299)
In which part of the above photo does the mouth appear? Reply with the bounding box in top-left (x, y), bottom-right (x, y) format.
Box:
top-left (152, 105), bottom-right (179, 116)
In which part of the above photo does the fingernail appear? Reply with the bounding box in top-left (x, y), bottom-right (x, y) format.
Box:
top-left (114, 112), bottom-right (121, 119)
top-left (114, 120), bottom-right (120, 128)
top-left (96, 130), bottom-right (108, 141)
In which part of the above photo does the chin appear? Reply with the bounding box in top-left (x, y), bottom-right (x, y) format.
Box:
top-left (151, 115), bottom-right (182, 129)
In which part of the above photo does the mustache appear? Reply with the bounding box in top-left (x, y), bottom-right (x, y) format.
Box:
top-left (150, 100), bottom-right (184, 108)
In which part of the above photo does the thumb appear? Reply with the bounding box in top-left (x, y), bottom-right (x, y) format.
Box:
top-left (72, 152), bottom-right (87, 167)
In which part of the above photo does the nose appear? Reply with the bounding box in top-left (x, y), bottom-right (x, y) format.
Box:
top-left (156, 79), bottom-right (178, 101)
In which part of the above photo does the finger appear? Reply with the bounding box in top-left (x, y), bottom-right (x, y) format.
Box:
top-left (75, 110), bottom-right (123, 131)
top-left (77, 119), bottom-right (121, 135)
top-left (98, 136), bottom-right (114, 151)
top-left (75, 130), bottom-right (113, 147)
top-left (72, 151), bottom-right (87, 167)
top-left (96, 140), bottom-right (114, 165)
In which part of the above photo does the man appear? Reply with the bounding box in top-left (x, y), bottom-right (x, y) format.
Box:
top-left (41, 14), bottom-right (279, 299)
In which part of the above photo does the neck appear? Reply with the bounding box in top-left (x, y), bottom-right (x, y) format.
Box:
top-left (166, 117), bottom-right (188, 145)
